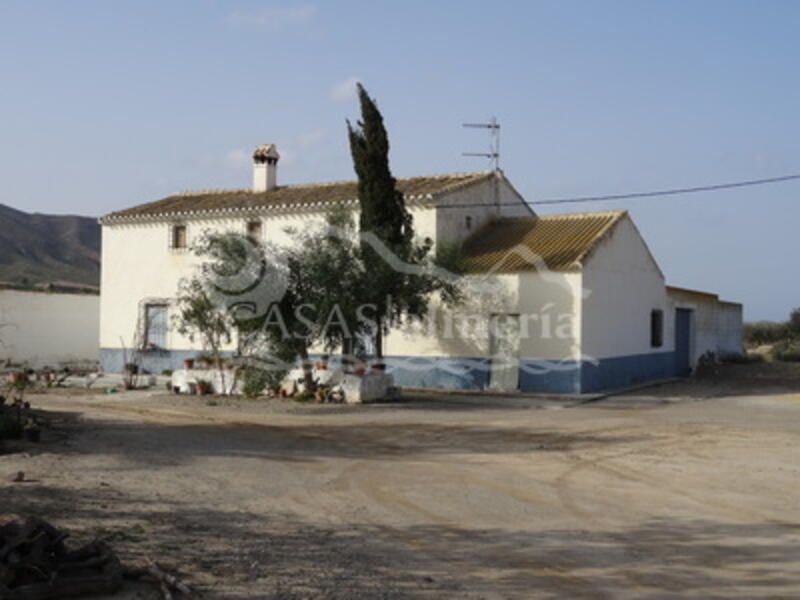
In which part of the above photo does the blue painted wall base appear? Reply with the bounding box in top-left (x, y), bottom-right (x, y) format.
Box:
top-left (100, 348), bottom-right (233, 375)
top-left (580, 351), bottom-right (676, 393)
top-left (100, 348), bottom-right (684, 393)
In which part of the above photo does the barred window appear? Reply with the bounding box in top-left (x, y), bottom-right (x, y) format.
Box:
top-left (145, 304), bottom-right (168, 349)
top-left (171, 224), bottom-right (187, 249)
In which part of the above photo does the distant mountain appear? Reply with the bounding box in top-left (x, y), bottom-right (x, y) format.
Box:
top-left (0, 204), bottom-right (100, 288)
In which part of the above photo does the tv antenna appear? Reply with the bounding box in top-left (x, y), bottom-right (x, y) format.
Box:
top-left (463, 116), bottom-right (500, 170)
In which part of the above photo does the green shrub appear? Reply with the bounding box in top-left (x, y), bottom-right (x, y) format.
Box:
top-left (241, 366), bottom-right (270, 399)
top-left (241, 358), bottom-right (290, 399)
top-left (770, 341), bottom-right (800, 362)
top-left (744, 321), bottom-right (791, 346)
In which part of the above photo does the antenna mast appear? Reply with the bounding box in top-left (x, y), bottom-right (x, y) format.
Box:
top-left (463, 116), bottom-right (500, 170)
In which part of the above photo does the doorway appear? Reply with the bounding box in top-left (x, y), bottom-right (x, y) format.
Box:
top-left (489, 314), bottom-right (521, 391)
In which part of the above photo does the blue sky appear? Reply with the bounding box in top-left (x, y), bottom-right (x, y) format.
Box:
top-left (0, 0), bottom-right (798, 320)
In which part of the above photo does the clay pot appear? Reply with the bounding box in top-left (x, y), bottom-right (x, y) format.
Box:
top-left (183, 359), bottom-right (195, 369)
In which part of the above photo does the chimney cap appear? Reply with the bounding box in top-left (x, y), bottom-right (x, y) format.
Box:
top-left (253, 144), bottom-right (280, 164)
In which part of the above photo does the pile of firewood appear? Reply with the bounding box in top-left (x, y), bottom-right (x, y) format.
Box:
top-left (0, 518), bottom-right (198, 599)
top-left (0, 518), bottom-right (122, 599)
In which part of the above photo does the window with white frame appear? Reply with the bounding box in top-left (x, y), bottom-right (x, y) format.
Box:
top-left (144, 304), bottom-right (168, 349)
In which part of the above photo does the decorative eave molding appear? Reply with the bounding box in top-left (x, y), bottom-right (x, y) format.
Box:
top-left (99, 193), bottom-right (438, 225)
top-left (98, 169), bottom-right (494, 226)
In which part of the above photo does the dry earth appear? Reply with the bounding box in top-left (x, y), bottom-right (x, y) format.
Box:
top-left (2, 362), bottom-right (800, 599)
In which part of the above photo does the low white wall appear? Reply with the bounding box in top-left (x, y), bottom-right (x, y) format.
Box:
top-left (0, 289), bottom-right (99, 368)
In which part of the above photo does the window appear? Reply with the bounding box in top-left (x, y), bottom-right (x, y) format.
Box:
top-left (247, 219), bottom-right (263, 240)
top-left (465, 215), bottom-right (473, 230)
top-left (144, 304), bottom-right (168, 349)
top-left (171, 224), bottom-right (187, 249)
top-left (650, 309), bottom-right (664, 348)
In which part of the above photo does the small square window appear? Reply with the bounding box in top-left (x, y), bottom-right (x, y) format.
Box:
top-left (171, 224), bottom-right (187, 249)
top-left (247, 220), bottom-right (262, 240)
top-left (465, 215), bottom-right (473, 230)
top-left (650, 309), bottom-right (664, 348)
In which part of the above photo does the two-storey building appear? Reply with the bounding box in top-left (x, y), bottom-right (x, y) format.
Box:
top-left (99, 145), bottom-right (742, 393)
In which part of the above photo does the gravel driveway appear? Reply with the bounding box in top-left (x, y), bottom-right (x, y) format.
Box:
top-left (2, 363), bottom-right (800, 598)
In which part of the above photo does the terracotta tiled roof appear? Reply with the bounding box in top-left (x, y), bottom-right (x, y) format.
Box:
top-left (102, 171), bottom-right (495, 222)
top-left (462, 211), bottom-right (627, 273)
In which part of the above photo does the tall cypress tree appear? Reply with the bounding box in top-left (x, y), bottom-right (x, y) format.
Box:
top-left (347, 84), bottom-right (413, 359)
top-left (348, 84), bottom-right (412, 250)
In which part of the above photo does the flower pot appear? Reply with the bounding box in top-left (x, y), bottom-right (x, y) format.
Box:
top-left (183, 359), bottom-right (195, 369)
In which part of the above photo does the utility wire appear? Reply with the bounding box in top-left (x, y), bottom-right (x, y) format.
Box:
top-left (433, 172), bottom-right (800, 210)
top-left (530, 173), bottom-right (800, 205)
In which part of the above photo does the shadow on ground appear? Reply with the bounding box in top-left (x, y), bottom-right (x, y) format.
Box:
top-left (2, 485), bottom-right (800, 599)
top-left (24, 406), bottom-right (651, 467)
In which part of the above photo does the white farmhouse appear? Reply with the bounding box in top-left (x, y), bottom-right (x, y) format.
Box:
top-left (99, 145), bottom-right (742, 394)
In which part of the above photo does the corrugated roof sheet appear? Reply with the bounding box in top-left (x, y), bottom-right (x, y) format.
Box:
top-left (666, 285), bottom-right (719, 299)
top-left (462, 211), bottom-right (626, 273)
top-left (102, 171), bottom-right (494, 222)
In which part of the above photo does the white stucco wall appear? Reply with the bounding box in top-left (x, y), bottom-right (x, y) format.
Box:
top-left (717, 302), bottom-right (743, 357)
top-left (100, 212), bottom-right (334, 351)
top-left (100, 191), bottom-right (476, 353)
top-left (0, 289), bottom-right (99, 368)
top-left (384, 270), bottom-right (581, 361)
top-left (581, 216), bottom-right (672, 360)
top-left (667, 288), bottom-right (717, 365)
top-left (433, 175), bottom-right (533, 247)
top-left (667, 288), bottom-right (743, 363)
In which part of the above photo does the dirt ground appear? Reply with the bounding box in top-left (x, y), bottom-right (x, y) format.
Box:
top-left (2, 362), bottom-right (800, 599)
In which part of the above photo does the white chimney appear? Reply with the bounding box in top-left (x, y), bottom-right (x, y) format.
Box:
top-left (252, 144), bottom-right (280, 192)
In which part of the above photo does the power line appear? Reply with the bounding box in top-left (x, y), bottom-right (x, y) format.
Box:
top-left (530, 173), bottom-right (800, 206)
top-left (432, 172), bottom-right (800, 210)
